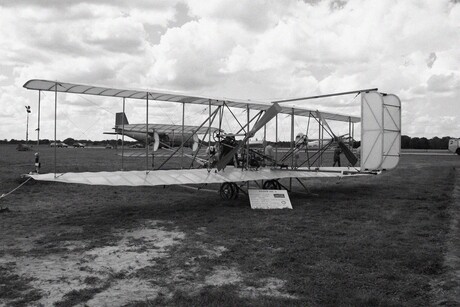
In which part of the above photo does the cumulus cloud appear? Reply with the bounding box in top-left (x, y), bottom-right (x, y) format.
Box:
top-left (427, 73), bottom-right (460, 93)
top-left (186, 0), bottom-right (281, 31)
top-left (1, 0), bottom-right (459, 140)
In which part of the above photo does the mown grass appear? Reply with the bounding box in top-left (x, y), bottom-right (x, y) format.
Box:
top-left (0, 144), bottom-right (459, 306)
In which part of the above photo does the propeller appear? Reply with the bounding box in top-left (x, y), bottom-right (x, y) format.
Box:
top-left (216, 103), bottom-right (282, 171)
top-left (316, 111), bottom-right (358, 166)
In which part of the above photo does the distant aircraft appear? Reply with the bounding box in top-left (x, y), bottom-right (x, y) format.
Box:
top-left (448, 138), bottom-right (460, 155)
top-left (16, 143), bottom-right (30, 151)
top-left (104, 112), bottom-right (220, 152)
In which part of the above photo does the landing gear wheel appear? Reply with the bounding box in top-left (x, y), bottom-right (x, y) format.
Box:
top-left (219, 182), bottom-right (238, 200)
top-left (263, 180), bottom-right (282, 190)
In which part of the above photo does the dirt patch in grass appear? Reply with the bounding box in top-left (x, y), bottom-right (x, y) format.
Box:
top-left (0, 220), bottom-right (185, 306)
top-left (205, 265), bottom-right (242, 286)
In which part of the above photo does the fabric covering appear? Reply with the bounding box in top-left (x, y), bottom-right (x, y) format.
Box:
top-left (27, 167), bottom-right (371, 187)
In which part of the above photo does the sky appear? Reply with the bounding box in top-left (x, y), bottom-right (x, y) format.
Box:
top-left (1, 0), bottom-right (459, 142)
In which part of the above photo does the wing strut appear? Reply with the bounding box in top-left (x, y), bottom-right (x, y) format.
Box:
top-left (157, 107), bottom-right (220, 170)
top-left (216, 103), bottom-right (282, 171)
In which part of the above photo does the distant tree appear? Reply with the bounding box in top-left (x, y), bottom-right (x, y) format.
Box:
top-left (429, 137), bottom-right (441, 149)
top-left (410, 137), bottom-right (421, 149)
top-left (401, 135), bottom-right (411, 149)
top-left (440, 137), bottom-right (450, 149)
top-left (420, 137), bottom-right (430, 149)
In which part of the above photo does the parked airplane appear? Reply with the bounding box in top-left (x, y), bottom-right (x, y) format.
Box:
top-left (104, 112), bottom-right (219, 151)
top-left (448, 138), bottom-right (460, 155)
top-left (23, 79), bottom-right (401, 200)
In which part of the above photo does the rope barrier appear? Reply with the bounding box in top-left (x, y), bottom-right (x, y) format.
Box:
top-left (0, 177), bottom-right (32, 201)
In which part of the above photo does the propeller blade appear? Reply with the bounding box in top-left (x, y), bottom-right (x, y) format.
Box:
top-left (249, 103), bottom-right (282, 136)
top-left (215, 140), bottom-right (241, 170)
top-left (316, 111), bottom-right (358, 166)
top-left (216, 103), bottom-right (281, 171)
top-left (338, 142), bottom-right (358, 166)
top-left (315, 110), bottom-right (336, 140)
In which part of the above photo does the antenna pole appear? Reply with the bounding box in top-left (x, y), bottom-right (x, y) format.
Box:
top-left (26, 110), bottom-right (29, 143)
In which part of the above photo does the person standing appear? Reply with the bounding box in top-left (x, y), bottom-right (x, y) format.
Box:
top-left (264, 142), bottom-right (274, 166)
top-left (333, 146), bottom-right (342, 167)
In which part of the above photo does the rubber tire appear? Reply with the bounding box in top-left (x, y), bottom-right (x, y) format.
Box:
top-left (263, 180), bottom-right (281, 190)
top-left (220, 182), bottom-right (237, 200)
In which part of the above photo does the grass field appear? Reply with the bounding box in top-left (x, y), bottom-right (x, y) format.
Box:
top-left (0, 144), bottom-right (459, 306)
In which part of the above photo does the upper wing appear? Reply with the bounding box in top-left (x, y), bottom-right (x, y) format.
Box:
top-left (23, 79), bottom-right (360, 123)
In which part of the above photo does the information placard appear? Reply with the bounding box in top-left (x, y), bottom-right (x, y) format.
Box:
top-left (248, 189), bottom-right (292, 209)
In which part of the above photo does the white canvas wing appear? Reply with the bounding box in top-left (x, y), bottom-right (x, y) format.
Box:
top-left (23, 80), bottom-right (360, 123)
top-left (27, 167), bottom-right (374, 187)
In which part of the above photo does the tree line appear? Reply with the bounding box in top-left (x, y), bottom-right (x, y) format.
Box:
top-left (1, 135), bottom-right (455, 149)
top-left (401, 136), bottom-right (452, 149)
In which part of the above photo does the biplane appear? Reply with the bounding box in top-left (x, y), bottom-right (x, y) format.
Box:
top-left (23, 79), bottom-right (401, 200)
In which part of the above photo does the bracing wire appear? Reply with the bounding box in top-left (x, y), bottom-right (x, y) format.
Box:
top-left (41, 92), bottom-right (115, 116)
top-left (78, 95), bottom-right (115, 115)
top-left (0, 177), bottom-right (32, 201)
top-left (155, 102), bottom-right (177, 125)
top-left (60, 112), bottom-right (94, 140)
